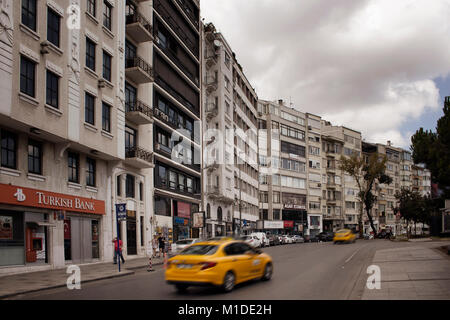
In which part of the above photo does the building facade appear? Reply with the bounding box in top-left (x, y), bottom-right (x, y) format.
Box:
top-left (0, 0), bottom-right (123, 273)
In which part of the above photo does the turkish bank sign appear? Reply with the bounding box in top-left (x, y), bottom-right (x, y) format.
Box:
top-left (0, 183), bottom-right (105, 215)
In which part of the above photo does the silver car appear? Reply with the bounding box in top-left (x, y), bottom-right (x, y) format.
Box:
top-left (171, 238), bottom-right (202, 254)
top-left (292, 235), bottom-right (305, 243)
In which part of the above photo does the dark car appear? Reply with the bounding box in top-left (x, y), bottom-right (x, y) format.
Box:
top-left (268, 234), bottom-right (280, 246)
top-left (305, 235), bottom-right (320, 242)
top-left (318, 231), bottom-right (334, 242)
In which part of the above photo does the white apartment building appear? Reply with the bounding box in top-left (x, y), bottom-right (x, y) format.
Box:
top-left (202, 22), bottom-right (259, 237)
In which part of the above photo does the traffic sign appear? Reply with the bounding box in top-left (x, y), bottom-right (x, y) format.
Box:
top-left (116, 203), bottom-right (127, 221)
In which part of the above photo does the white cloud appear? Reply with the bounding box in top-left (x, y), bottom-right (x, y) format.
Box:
top-left (201, 0), bottom-right (450, 148)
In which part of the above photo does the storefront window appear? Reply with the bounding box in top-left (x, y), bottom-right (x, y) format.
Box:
top-left (0, 212), bottom-right (24, 266)
top-left (91, 220), bottom-right (99, 259)
top-left (155, 196), bottom-right (171, 216)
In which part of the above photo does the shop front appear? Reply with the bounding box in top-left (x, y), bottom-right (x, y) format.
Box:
top-left (0, 183), bottom-right (105, 269)
top-left (263, 220), bottom-right (284, 234)
top-left (282, 193), bottom-right (308, 235)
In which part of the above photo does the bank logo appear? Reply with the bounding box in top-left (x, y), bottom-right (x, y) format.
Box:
top-left (13, 188), bottom-right (26, 202)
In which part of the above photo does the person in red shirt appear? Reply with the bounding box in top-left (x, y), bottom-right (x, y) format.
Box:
top-left (112, 237), bottom-right (125, 264)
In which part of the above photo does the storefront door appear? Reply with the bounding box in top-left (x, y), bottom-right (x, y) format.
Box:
top-left (65, 216), bottom-right (99, 263)
top-left (127, 218), bottom-right (137, 255)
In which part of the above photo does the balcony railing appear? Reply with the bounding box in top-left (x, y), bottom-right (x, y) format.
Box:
top-left (205, 76), bottom-right (218, 94)
top-left (126, 11), bottom-right (153, 43)
top-left (125, 146), bottom-right (154, 168)
top-left (205, 102), bottom-right (218, 120)
top-left (125, 56), bottom-right (154, 83)
top-left (174, 0), bottom-right (199, 28)
top-left (126, 100), bottom-right (153, 124)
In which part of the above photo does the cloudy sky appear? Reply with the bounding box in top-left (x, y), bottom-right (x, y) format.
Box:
top-left (200, 0), bottom-right (450, 149)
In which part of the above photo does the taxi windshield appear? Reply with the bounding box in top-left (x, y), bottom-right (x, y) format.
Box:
top-left (179, 245), bottom-right (218, 255)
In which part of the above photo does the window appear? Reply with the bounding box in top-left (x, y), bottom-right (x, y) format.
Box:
top-left (20, 56), bottom-right (36, 97)
top-left (86, 157), bottom-right (96, 187)
top-left (87, 0), bottom-right (96, 17)
top-left (281, 141), bottom-right (306, 157)
top-left (309, 160), bottom-right (320, 169)
top-left (102, 102), bottom-right (111, 132)
top-left (28, 140), bottom-right (42, 174)
top-left (85, 93), bottom-right (95, 125)
top-left (126, 174), bottom-right (135, 198)
top-left (68, 152), bottom-right (80, 183)
top-left (186, 177), bottom-right (193, 193)
top-left (309, 146), bottom-right (320, 156)
top-left (22, 0), bottom-right (37, 31)
top-left (139, 182), bottom-right (143, 201)
top-left (47, 8), bottom-right (60, 47)
top-left (273, 192), bottom-right (280, 203)
top-left (46, 70), bottom-right (59, 108)
top-left (86, 37), bottom-right (96, 71)
top-left (155, 196), bottom-right (171, 216)
top-left (125, 126), bottom-right (136, 151)
top-left (102, 51), bottom-right (112, 81)
top-left (224, 52), bottom-right (231, 68)
top-left (169, 171), bottom-right (177, 190)
top-left (1, 130), bottom-right (17, 169)
top-left (117, 175), bottom-right (121, 196)
top-left (103, 0), bottom-right (112, 30)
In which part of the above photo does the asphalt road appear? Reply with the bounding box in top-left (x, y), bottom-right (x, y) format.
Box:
top-left (13, 239), bottom-right (413, 300)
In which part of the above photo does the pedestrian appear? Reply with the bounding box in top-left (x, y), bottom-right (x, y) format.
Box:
top-left (152, 236), bottom-right (158, 258)
top-left (158, 235), bottom-right (164, 258)
top-left (112, 237), bottom-right (125, 264)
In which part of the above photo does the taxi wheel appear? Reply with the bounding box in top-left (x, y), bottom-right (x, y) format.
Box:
top-left (175, 284), bottom-right (189, 293)
top-left (222, 271), bottom-right (235, 293)
top-left (261, 263), bottom-right (273, 281)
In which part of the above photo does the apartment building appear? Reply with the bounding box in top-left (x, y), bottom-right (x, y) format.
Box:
top-left (201, 22), bottom-right (259, 237)
top-left (0, 0), bottom-right (123, 273)
top-left (411, 163), bottom-right (432, 196)
top-left (321, 122), bottom-right (362, 232)
top-left (257, 100), bottom-right (309, 235)
top-left (152, 0), bottom-right (202, 242)
top-left (362, 141), bottom-right (414, 234)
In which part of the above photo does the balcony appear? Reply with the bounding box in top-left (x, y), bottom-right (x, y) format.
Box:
top-left (154, 142), bottom-right (172, 157)
top-left (125, 146), bottom-right (154, 168)
top-left (327, 182), bottom-right (336, 188)
top-left (125, 56), bottom-right (154, 84)
top-left (152, 107), bottom-right (170, 124)
top-left (205, 102), bottom-right (218, 120)
top-left (205, 160), bottom-right (219, 173)
top-left (205, 76), bottom-right (218, 94)
top-left (126, 11), bottom-right (153, 43)
top-left (126, 100), bottom-right (153, 125)
top-left (205, 50), bottom-right (218, 69)
top-left (326, 166), bottom-right (336, 172)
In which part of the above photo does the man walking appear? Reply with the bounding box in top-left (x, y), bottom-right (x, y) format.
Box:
top-left (113, 237), bottom-right (125, 264)
top-left (158, 235), bottom-right (164, 258)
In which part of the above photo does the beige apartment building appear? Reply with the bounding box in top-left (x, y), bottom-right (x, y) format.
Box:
top-left (0, 0), bottom-right (125, 274)
top-left (362, 141), bottom-right (415, 234)
top-left (202, 22), bottom-right (259, 237)
top-left (321, 122), bottom-right (362, 232)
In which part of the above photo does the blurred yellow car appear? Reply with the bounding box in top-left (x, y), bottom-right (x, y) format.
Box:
top-left (165, 240), bottom-right (273, 292)
top-left (333, 229), bottom-right (356, 244)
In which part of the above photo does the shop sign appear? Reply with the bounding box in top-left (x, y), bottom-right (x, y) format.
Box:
top-left (174, 217), bottom-right (189, 225)
top-left (284, 204), bottom-right (306, 209)
top-left (177, 202), bottom-right (191, 218)
top-left (0, 183), bottom-right (105, 215)
top-left (192, 212), bottom-right (204, 228)
top-left (115, 204), bottom-right (127, 221)
top-left (284, 220), bottom-right (294, 228)
top-left (264, 220), bottom-right (284, 229)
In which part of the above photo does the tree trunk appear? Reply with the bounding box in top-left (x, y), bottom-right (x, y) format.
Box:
top-left (366, 208), bottom-right (378, 236)
top-left (359, 202), bottom-right (364, 238)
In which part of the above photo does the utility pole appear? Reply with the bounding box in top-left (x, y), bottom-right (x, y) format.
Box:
top-left (239, 153), bottom-right (242, 236)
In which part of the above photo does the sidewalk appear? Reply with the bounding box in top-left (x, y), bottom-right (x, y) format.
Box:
top-left (0, 255), bottom-right (165, 299)
top-left (362, 244), bottom-right (450, 300)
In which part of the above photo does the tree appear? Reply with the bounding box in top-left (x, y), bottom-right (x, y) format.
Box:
top-left (340, 152), bottom-right (392, 237)
top-left (411, 101), bottom-right (450, 198)
top-left (394, 188), bottom-right (434, 238)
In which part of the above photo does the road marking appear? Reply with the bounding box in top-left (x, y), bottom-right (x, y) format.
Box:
top-left (344, 245), bottom-right (365, 264)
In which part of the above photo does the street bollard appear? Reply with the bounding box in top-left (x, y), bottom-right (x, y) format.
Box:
top-left (147, 256), bottom-right (154, 272)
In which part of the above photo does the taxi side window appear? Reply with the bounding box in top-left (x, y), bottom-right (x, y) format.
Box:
top-left (224, 243), bottom-right (247, 256)
top-left (224, 244), bottom-right (238, 256)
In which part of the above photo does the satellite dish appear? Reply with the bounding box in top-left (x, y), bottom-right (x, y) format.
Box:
top-left (213, 40), bottom-right (222, 48)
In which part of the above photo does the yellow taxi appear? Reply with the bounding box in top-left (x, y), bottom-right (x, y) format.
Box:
top-left (165, 239), bottom-right (273, 292)
top-left (333, 229), bottom-right (356, 244)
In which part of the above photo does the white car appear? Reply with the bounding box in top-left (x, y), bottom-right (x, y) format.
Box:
top-left (282, 235), bottom-right (293, 244)
top-left (292, 235), bottom-right (305, 243)
top-left (240, 235), bottom-right (261, 248)
top-left (250, 232), bottom-right (270, 247)
top-left (171, 238), bottom-right (201, 254)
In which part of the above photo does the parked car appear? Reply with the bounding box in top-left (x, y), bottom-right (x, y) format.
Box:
top-left (282, 235), bottom-right (293, 244)
top-left (172, 238), bottom-right (202, 254)
top-left (318, 231), bottom-right (334, 242)
top-left (240, 235), bottom-right (260, 248)
top-left (333, 229), bottom-right (356, 244)
top-left (292, 235), bottom-right (305, 243)
top-left (268, 234), bottom-right (280, 246)
top-left (251, 232), bottom-right (270, 247)
top-left (308, 235), bottom-right (320, 242)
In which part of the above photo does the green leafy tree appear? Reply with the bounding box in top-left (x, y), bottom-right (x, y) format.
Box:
top-left (411, 101), bottom-right (450, 197)
top-left (340, 153), bottom-right (392, 237)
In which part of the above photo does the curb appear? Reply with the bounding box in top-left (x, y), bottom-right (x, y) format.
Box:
top-left (124, 261), bottom-right (164, 270)
top-left (0, 270), bottom-right (135, 300)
